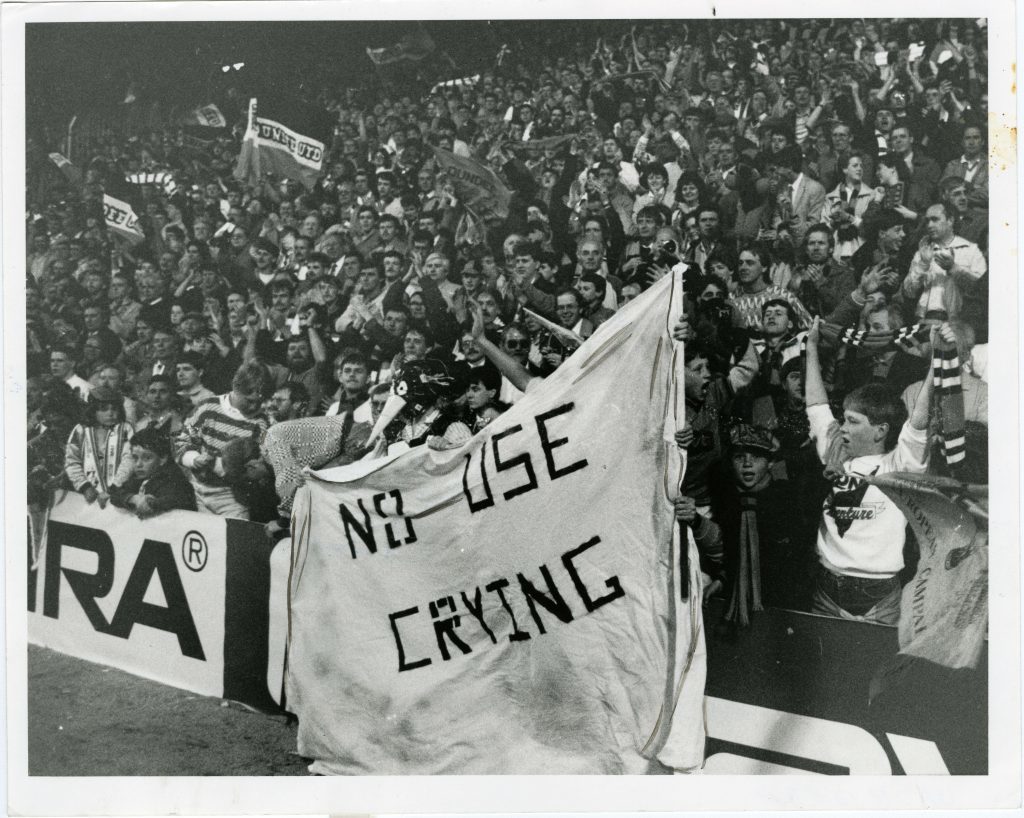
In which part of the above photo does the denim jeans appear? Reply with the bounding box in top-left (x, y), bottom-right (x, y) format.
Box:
top-left (811, 565), bottom-right (901, 626)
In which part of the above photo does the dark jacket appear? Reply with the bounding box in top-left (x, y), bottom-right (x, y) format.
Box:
top-left (702, 475), bottom-right (818, 612)
top-left (109, 460), bottom-right (197, 515)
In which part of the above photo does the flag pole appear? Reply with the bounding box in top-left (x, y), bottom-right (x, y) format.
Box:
top-left (670, 262), bottom-right (691, 600)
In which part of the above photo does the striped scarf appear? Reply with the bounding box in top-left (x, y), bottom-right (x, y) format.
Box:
top-left (933, 343), bottom-right (966, 466)
top-left (824, 322), bottom-right (931, 352)
top-left (126, 171), bottom-right (179, 196)
top-left (725, 493), bottom-right (762, 626)
top-left (809, 322), bottom-right (966, 467)
top-left (81, 423), bottom-right (131, 492)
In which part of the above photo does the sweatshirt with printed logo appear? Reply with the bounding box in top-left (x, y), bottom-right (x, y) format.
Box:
top-left (807, 403), bottom-right (929, 579)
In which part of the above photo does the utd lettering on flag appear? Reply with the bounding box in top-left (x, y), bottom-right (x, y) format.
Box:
top-left (234, 96), bottom-right (330, 191)
top-left (286, 270), bottom-right (706, 775)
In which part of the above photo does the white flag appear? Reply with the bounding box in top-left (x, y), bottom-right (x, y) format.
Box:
top-left (286, 269), bottom-right (706, 774)
top-left (102, 194), bottom-right (146, 245)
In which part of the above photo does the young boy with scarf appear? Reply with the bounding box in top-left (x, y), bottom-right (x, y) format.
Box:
top-left (676, 423), bottom-right (817, 623)
top-left (803, 316), bottom-right (935, 625)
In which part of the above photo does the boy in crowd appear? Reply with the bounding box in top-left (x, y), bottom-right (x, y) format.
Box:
top-left (175, 362), bottom-right (272, 519)
top-left (803, 317), bottom-right (935, 624)
top-left (135, 374), bottom-right (184, 436)
top-left (176, 351), bottom-right (216, 407)
top-left (110, 428), bottom-right (197, 518)
top-left (677, 423), bottom-right (817, 616)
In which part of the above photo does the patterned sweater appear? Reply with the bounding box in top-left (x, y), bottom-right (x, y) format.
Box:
top-left (175, 394), bottom-right (268, 488)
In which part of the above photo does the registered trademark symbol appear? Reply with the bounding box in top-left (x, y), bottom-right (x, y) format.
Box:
top-left (181, 530), bottom-right (208, 572)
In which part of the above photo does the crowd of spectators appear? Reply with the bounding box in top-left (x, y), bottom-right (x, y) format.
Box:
top-left (26, 18), bottom-right (989, 626)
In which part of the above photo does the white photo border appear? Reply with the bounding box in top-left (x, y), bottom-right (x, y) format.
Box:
top-left (3, 0), bottom-right (1018, 813)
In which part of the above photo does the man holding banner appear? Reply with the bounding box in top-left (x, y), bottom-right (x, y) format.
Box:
top-left (286, 269), bottom-right (707, 774)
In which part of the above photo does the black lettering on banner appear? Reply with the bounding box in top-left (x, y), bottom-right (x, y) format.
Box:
top-left (492, 425), bottom-right (538, 501)
top-left (389, 606), bottom-right (432, 672)
top-left (536, 403), bottom-right (589, 480)
top-left (106, 540), bottom-right (205, 660)
top-left (393, 489), bottom-right (417, 544)
top-left (460, 587), bottom-right (498, 644)
top-left (485, 578), bottom-right (531, 641)
top-left (373, 489), bottom-right (417, 549)
top-left (953, 575), bottom-right (987, 630)
top-left (911, 566), bottom-right (931, 636)
top-left (517, 565), bottom-right (575, 634)
top-left (462, 448), bottom-right (495, 513)
top-left (429, 596), bottom-right (473, 661)
top-left (340, 499), bottom-right (377, 558)
top-left (562, 535), bottom-right (627, 613)
top-left (43, 521), bottom-right (114, 631)
top-left (902, 491), bottom-right (937, 557)
top-left (374, 492), bottom-right (400, 549)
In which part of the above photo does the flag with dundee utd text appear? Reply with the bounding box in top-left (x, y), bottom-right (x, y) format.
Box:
top-left (234, 96), bottom-right (331, 191)
top-left (285, 270), bottom-right (706, 774)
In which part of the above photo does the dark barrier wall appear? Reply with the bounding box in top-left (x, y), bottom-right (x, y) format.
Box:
top-left (703, 599), bottom-right (987, 774)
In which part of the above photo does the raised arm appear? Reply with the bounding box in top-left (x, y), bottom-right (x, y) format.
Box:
top-left (908, 326), bottom-right (939, 431)
top-left (467, 300), bottom-right (538, 394)
top-left (307, 325), bottom-right (328, 364)
top-left (803, 317), bottom-right (828, 408)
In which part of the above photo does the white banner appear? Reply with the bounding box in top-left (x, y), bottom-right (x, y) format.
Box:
top-left (866, 473), bottom-right (989, 702)
top-left (286, 270), bottom-right (706, 775)
top-left (102, 194), bottom-right (146, 245)
top-left (29, 493), bottom-right (228, 697)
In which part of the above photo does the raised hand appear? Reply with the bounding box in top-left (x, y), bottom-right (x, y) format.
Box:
top-left (807, 315), bottom-right (822, 347)
top-left (860, 262), bottom-right (893, 295)
top-left (467, 299), bottom-right (485, 339)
